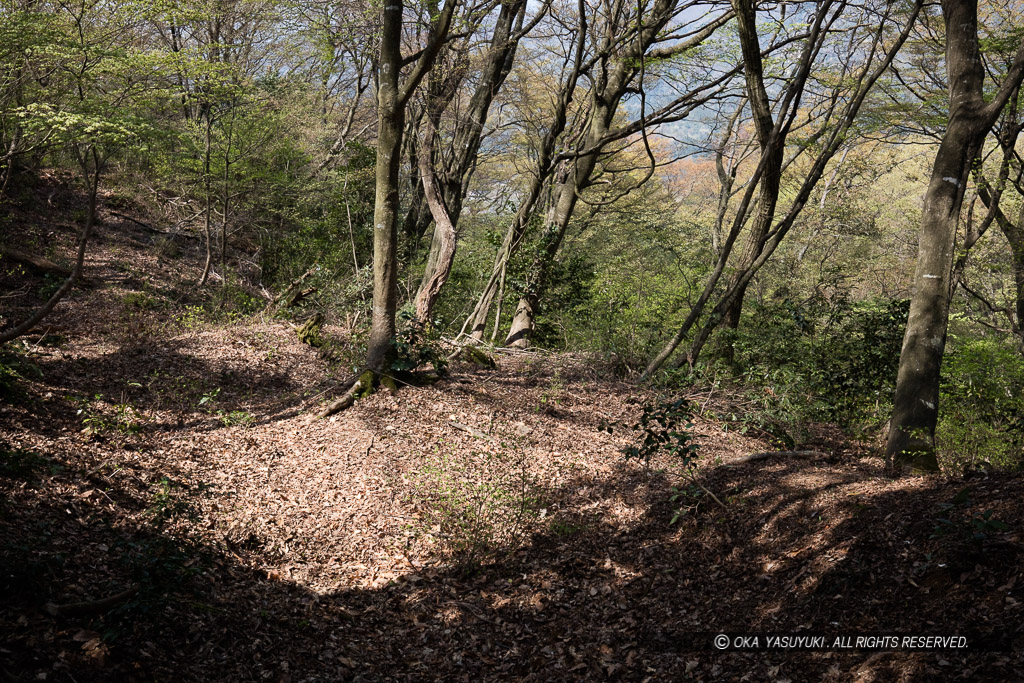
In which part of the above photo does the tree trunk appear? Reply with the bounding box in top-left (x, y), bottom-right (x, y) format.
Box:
top-left (886, 0), bottom-right (1024, 470)
top-left (642, 0), bottom-right (924, 378)
top-left (365, 0), bottom-right (456, 372)
top-left (505, 296), bottom-right (534, 348)
top-left (413, 124), bottom-right (457, 322)
top-left (365, 8), bottom-right (405, 372)
top-left (413, 0), bottom-right (528, 323)
top-left (198, 112), bottom-right (213, 287)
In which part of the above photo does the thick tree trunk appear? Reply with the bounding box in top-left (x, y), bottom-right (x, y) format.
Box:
top-left (886, 0), bottom-right (1024, 470)
top-left (413, 132), bottom-right (457, 322)
top-left (502, 168), bottom-right (584, 347)
top-left (505, 296), bottom-right (534, 348)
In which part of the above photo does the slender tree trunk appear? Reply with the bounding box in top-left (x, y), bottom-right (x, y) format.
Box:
top-left (219, 109), bottom-right (234, 299)
top-left (886, 0), bottom-right (1024, 470)
top-left (365, 0), bottom-right (456, 372)
top-left (198, 112), bottom-right (213, 287)
top-left (642, 0), bottom-right (923, 378)
top-left (715, 0), bottom-right (785, 347)
top-left (365, 13), bottom-right (405, 372)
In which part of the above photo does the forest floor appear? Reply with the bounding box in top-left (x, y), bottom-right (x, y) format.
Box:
top-left (2, 174), bottom-right (1024, 682)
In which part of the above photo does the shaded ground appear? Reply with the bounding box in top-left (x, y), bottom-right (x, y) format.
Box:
top-left (2, 177), bottom-right (1023, 681)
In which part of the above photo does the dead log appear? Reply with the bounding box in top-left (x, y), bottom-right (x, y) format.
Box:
top-left (0, 245), bottom-right (72, 277)
top-left (274, 266), bottom-right (318, 308)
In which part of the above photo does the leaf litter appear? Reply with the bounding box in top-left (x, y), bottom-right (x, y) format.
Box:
top-left (1, 187), bottom-right (1022, 681)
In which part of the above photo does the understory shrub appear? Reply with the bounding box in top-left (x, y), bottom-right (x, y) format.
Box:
top-left (410, 440), bottom-right (542, 570)
top-left (706, 296), bottom-right (909, 445)
top-left (938, 338), bottom-right (1024, 472)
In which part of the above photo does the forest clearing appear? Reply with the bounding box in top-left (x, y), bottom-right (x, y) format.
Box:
top-left (4, 0), bottom-right (1024, 679)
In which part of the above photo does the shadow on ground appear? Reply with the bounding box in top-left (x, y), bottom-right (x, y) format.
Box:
top-left (3, 435), bottom-right (1021, 682)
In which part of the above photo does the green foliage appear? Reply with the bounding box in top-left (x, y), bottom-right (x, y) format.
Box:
top-left (195, 387), bottom-right (254, 427)
top-left (391, 306), bottom-right (447, 374)
top-left (530, 253), bottom-right (596, 348)
top-left (72, 393), bottom-right (145, 437)
top-left (937, 338), bottom-right (1024, 472)
top-left (609, 397), bottom-right (710, 523)
top-left (123, 291), bottom-right (161, 310)
top-left (146, 476), bottom-right (202, 527)
top-left (719, 296), bottom-right (909, 440)
top-left (0, 355), bottom-right (26, 401)
top-left (930, 487), bottom-right (1011, 548)
top-left (217, 409), bottom-right (255, 428)
top-left (616, 398), bottom-right (699, 468)
top-left (410, 441), bottom-right (542, 570)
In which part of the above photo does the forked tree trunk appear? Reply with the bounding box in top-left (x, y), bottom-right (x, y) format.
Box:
top-left (642, 0), bottom-right (923, 379)
top-left (365, 0), bottom-right (456, 372)
top-left (886, 0), bottom-right (1024, 470)
top-left (413, 0), bottom-right (529, 323)
top-left (413, 122), bottom-right (457, 322)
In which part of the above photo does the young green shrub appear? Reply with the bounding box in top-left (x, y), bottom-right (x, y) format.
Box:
top-left (410, 441), bottom-right (542, 570)
top-left (608, 397), bottom-right (714, 522)
top-left (391, 306), bottom-right (447, 374)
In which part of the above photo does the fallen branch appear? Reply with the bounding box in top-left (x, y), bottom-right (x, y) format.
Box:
top-left (273, 266), bottom-right (318, 308)
top-left (45, 585), bottom-right (139, 617)
top-left (110, 210), bottom-right (198, 239)
top-left (697, 482), bottom-right (726, 508)
top-left (0, 245), bottom-right (72, 277)
top-left (726, 450), bottom-right (826, 465)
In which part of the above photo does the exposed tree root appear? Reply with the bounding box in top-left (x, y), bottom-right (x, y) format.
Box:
top-left (45, 585), bottom-right (139, 617)
top-left (726, 450), bottom-right (827, 465)
top-left (317, 370), bottom-right (378, 419)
